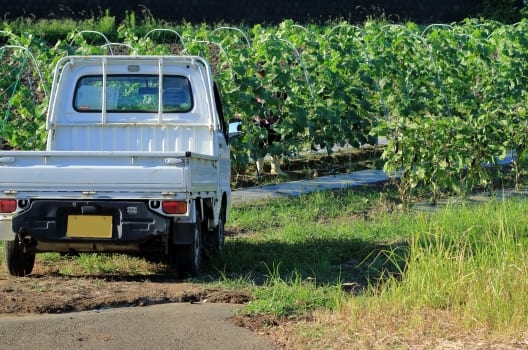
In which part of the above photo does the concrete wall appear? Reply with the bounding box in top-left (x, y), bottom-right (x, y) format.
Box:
top-left (0, 1), bottom-right (481, 24)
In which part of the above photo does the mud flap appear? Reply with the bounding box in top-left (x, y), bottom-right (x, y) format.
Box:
top-left (0, 216), bottom-right (15, 241)
top-left (172, 223), bottom-right (196, 245)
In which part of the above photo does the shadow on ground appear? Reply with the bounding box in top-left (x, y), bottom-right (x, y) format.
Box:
top-left (202, 234), bottom-right (410, 294)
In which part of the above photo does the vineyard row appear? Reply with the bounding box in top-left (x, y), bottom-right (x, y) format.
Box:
top-left (2, 18), bottom-right (528, 202)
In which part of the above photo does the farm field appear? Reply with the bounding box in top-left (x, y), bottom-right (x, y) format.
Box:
top-left (2, 13), bottom-right (528, 349)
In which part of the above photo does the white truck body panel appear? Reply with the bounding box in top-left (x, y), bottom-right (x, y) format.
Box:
top-left (0, 151), bottom-right (222, 197)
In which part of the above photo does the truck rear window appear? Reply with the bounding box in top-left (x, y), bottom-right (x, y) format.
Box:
top-left (73, 75), bottom-right (193, 113)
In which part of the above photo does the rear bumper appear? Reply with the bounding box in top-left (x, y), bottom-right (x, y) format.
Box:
top-left (12, 200), bottom-right (170, 251)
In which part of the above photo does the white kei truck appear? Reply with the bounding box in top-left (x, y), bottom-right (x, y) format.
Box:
top-left (0, 55), bottom-right (231, 277)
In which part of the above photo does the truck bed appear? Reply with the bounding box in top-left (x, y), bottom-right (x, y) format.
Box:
top-left (0, 150), bottom-right (219, 199)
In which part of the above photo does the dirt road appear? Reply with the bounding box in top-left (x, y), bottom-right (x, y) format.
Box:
top-left (0, 302), bottom-right (275, 350)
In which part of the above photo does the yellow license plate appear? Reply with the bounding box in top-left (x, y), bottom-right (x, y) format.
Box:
top-left (67, 215), bottom-right (113, 238)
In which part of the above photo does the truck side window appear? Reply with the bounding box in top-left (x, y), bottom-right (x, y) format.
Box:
top-left (213, 83), bottom-right (228, 143)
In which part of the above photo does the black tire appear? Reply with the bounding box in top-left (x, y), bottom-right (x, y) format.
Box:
top-left (205, 206), bottom-right (225, 257)
top-left (4, 236), bottom-right (35, 277)
top-left (176, 211), bottom-right (202, 277)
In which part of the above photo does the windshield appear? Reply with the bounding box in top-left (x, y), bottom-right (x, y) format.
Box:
top-left (73, 75), bottom-right (193, 113)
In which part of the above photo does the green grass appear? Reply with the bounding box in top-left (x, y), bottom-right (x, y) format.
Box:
top-left (58, 253), bottom-right (159, 275)
top-left (371, 199), bottom-right (528, 331)
top-left (222, 188), bottom-right (403, 282)
top-left (221, 189), bottom-right (528, 345)
top-left (219, 186), bottom-right (411, 315)
top-left (0, 243), bottom-right (161, 276)
top-left (243, 264), bottom-right (345, 317)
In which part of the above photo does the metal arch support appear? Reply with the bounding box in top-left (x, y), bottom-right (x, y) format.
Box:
top-left (100, 43), bottom-right (139, 56)
top-left (0, 45), bottom-right (48, 98)
top-left (70, 30), bottom-right (114, 55)
top-left (144, 28), bottom-right (187, 52)
top-left (211, 26), bottom-right (250, 48)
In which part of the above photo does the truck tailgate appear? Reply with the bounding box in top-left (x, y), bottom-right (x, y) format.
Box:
top-left (0, 151), bottom-right (218, 198)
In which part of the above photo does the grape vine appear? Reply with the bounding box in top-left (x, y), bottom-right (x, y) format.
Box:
top-left (1, 18), bottom-right (528, 202)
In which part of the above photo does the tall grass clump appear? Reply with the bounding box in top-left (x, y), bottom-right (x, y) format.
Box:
top-left (305, 199), bottom-right (528, 348)
top-left (380, 199), bottom-right (528, 332)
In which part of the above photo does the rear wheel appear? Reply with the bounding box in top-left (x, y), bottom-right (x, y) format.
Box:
top-left (4, 236), bottom-right (35, 277)
top-left (205, 205), bottom-right (225, 257)
top-left (176, 211), bottom-right (202, 277)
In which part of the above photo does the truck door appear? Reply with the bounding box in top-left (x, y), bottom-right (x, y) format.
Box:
top-left (213, 83), bottom-right (231, 194)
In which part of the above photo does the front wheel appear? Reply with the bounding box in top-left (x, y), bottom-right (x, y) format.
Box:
top-left (176, 211), bottom-right (202, 277)
top-left (4, 236), bottom-right (36, 277)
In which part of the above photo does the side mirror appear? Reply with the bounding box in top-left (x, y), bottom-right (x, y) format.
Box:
top-left (228, 120), bottom-right (242, 138)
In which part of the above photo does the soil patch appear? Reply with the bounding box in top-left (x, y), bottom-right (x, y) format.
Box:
top-left (0, 259), bottom-right (251, 316)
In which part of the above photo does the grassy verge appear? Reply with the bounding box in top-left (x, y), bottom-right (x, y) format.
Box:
top-left (260, 197), bottom-right (528, 348)
top-left (215, 187), bottom-right (406, 315)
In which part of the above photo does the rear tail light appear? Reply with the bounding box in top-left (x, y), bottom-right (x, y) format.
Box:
top-left (0, 199), bottom-right (17, 213)
top-left (162, 200), bottom-right (187, 214)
